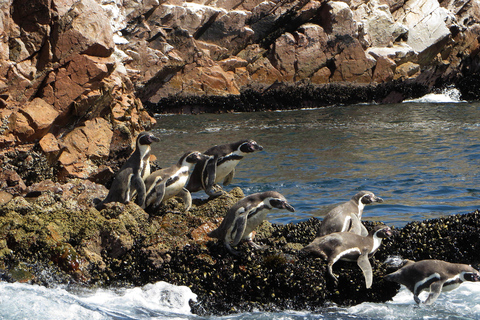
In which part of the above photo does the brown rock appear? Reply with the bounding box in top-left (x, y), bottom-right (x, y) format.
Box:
top-left (66, 55), bottom-right (114, 87)
top-left (0, 190), bottom-right (13, 205)
top-left (39, 132), bottom-right (60, 154)
top-left (247, 57), bottom-right (283, 85)
top-left (57, 118), bottom-right (113, 179)
top-left (52, 0), bottom-right (115, 63)
top-left (19, 98), bottom-right (59, 141)
top-left (191, 221), bottom-right (218, 244)
top-left (8, 112), bottom-right (34, 141)
top-left (332, 40), bottom-right (375, 83)
top-left (218, 57), bottom-right (248, 72)
top-left (0, 168), bottom-right (27, 195)
top-left (321, 1), bottom-right (357, 36)
top-left (394, 61), bottom-right (420, 80)
top-left (311, 66), bottom-right (331, 84)
top-left (295, 24), bottom-right (329, 79)
top-left (272, 33), bottom-right (296, 82)
top-left (61, 117), bottom-right (113, 160)
top-left (372, 56), bottom-right (396, 83)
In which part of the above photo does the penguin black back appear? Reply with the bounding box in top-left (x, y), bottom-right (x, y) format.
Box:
top-left (186, 139), bottom-right (263, 197)
top-left (95, 132), bottom-right (159, 210)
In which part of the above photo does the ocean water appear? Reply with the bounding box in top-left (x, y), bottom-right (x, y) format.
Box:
top-left (1, 88), bottom-right (479, 319)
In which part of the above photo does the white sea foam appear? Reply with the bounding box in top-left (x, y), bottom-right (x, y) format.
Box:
top-left (0, 281), bottom-right (196, 320)
top-left (1, 280), bottom-right (479, 319)
top-left (404, 87), bottom-right (466, 103)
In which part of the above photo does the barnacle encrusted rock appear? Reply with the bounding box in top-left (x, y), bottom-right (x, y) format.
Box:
top-left (0, 183), bottom-right (478, 315)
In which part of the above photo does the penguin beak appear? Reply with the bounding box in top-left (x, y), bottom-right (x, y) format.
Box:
top-left (384, 227), bottom-right (393, 237)
top-left (149, 135), bottom-right (160, 143)
top-left (250, 141), bottom-right (263, 152)
top-left (284, 202), bottom-right (295, 212)
top-left (374, 196), bottom-right (384, 203)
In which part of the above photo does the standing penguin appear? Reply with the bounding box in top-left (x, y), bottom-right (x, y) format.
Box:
top-left (95, 132), bottom-right (159, 210)
top-left (186, 139), bottom-right (263, 197)
top-left (317, 191), bottom-right (383, 237)
top-left (144, 151), bottom-right (207, 213)
top-left (384, 259), bottom-right (480, 305)
top-left (302, 225), bottom-right (392, 288)
top-left (208, 191), bottom-right (295, 255)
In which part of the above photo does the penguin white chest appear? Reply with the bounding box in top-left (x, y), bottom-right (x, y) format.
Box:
top-left (243, 207), bottom-right (269, 238)
top-left (164, 171), bottom-right (188, 199)
top-left (215, 159), bottom-right (240, 183)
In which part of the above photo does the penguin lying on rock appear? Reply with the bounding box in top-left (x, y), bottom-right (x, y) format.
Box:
top-left (303, 224), bottom-right (392, 288)
top-left (208, 191), bottom-right (295, 255)
top-left (317, 191), bottom-right (384, 237)
top-left (144, 151), bottom-right (207, 213)
top-left (95, 132), bottom-right (159, 210)
top-left (186, 139), bottom-right (263, 197)
top-left (384, 259), bottom-right (480, 305)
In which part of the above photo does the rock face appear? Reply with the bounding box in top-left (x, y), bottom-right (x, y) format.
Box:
top-left (1, 0), bottom-right (480, 186)
top-left (0, 0), bottom-right (156, 186)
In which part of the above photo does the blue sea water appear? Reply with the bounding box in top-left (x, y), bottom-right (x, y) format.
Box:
top-left (1, 89), bottom-right (479, 319)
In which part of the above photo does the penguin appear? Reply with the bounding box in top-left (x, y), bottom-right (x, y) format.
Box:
top-left (144, 151), bottom-right (207, 213)
top-left (95, 132), bottom-right (159, 210)
top-left (208, 191), bottom-right (295, 255)
top-left (186, 139), bottom-right (263, 197)
top-left (384, 259), bottom-right (480, 305)
top-left (317, 191), bottom-right (383, 237)
top-left (302, 225), bottom-right (392, 288)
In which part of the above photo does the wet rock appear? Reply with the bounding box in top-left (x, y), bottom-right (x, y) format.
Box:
top-left (0, 183), bottom-right (478, 315)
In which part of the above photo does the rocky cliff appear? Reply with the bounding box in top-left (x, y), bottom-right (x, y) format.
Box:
top-left (1, 0), bottom-right (480, 186)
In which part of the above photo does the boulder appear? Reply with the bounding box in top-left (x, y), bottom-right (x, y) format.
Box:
top-left (57, 117), bottom-right (113, 180)
top-left (52, 0), bottom-right (115, 63)
top-left (393, 0), bottom-right (454, 63)
top-left (331, 39), bottom-right (376, 83)
top-left (354, 0), bottom-right (407, 47)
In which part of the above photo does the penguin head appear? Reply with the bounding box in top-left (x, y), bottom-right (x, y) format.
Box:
top-left (184, 151), bottom-right (207, 164)
top-left (355, 191), bottom-right (383, 205)
top-left (461, 271), bottom-right (480, 282)
top-left (371, 225), bottom-right (393, 238)
top-left (137, 132), bottom-right (160, 146)
top-left (238, 140), bottom-right (264, 153)
top-left (266, 194), bottom-right (295, 212)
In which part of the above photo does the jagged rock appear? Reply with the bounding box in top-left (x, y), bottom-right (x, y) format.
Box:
top-left (1, 0), bottom-right (480, 188)
top-left (354, 0), bottom-right (408, 47)
top-left (52, 0), bottom-right (115, 62)
top-left (393, 0), bottom-right (454, 63)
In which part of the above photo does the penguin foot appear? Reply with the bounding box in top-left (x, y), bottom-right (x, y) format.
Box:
top-left (166, 210), bottom-right (183, 215)
top-left (328, 265), bottom-right (339, 284)
top-left (206, 185), bottom-right (226, 197)
top-left (247, 240), bottom-right (267, 250)
top-left (225, 243), bottom-right (241, 256)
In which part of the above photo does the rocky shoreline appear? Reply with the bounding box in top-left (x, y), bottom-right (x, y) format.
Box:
top-left (1, 0), bottom-right (480, 314)
top-left (2, 0), bottom-right (480, 184)
top-left (0, 181), bottom-right (478, 315)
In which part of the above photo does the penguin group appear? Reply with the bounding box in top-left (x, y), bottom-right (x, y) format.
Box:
top-left (95, 131), bottom-right (480, 306)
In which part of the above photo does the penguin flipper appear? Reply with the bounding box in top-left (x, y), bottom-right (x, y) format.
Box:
top-left (203, 157), bottom-right (223, 197)
top-left (357, 252), bottom-right (373, 288)
top-left (223, 168), bottom-right (235, 186)
top-left (202, 156), bottom-right (217, 190)
top-left (231, 214), bottom-right (248, 247)
top-left (349, 214), bottom-right (367, 236)
top-left (152, 182), bottom-right (166, 209)
top-left (424, 281), bottom-right (444, 305)
top-left (177, 188), bottom-right (192, 212)
top-left (132, 174), bottom-right (147, 208)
